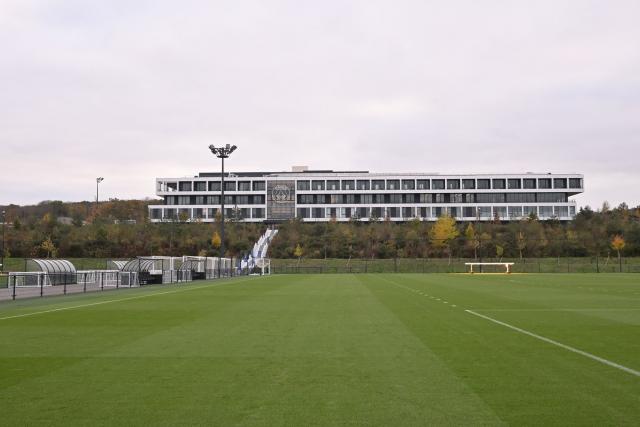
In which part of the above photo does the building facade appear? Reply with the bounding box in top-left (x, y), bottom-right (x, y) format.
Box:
top-left (148, 170), bottom-right (583, 223)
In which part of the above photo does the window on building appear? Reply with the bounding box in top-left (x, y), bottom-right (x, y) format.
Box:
top-left (251, 195), bottom-right (265, 204)
top-left (493, 206), bottom-right (507, 219)
top-left (208, 181), bottom-right (221, 191)
top-left (236, 195), bottom-right (249, 204)
top-left (224, 181), bottom-right (236, 191)
top-left (195, 196), bottom-right (205, 205)
top-left (402, 207), bottom-right (414, 218)
top-left (165, 182), bottom-right (178, 192)
top-left (386, 180), bottom-right (400, 190)
top-left (371, 180), bottom-right (385, 190)
top-left (356, 207), bottom-right (369, 218)
top-left (508, 206), bottom-right (523, 218)
top-left (537, 193), bottom-right (566, 203)
top-left (476, 193), bottom-right (506, 203)
top-left (434, 193), bottom-right (445, 203)
top-left (569, 178), bottom-right (582, 189)
top-left (150, 209), bottom-right (162, 220)
top-left (523, 179), bottom-right (536, 189)
top-left (312, 180), bottom-right (325, 190)
top-left (387, 207), bottom-right (399, 218)
top-left (447, 179), bottom-right (460, 189)
top-left (297, 208), bottom-right (310, 218)
top-left (193, 208), bottom-right (205, 219)
top-left (523, 206), bottom-right (537, 217)
top-left (341, 180), bottom-right (355, 190)
top-left (450, 193), bottom-right (463, 203)
top-left (539, 206), bottom-right (554, 218)
top-left (327, 180), bottom-right (339, 190)
top-left (506, 193), bottom-right (536, 203)
top-left (432, 179), bottom-right (445, 190)
top-left (207, 208), bottom-right (219, 218)
top-left (356, 180), bottom-right (370, 190)
top-left (492, 179), bottom-right (506, 189)
top-left (237, 181), bottom-right (251, 191)
top-left (463, 207), bottom-right (476, 218)
top-left (464, 194), bottom-right (475, 203)
top-left (178, 196), bottom-right (190, 205)
top-left (419, 207), bottom-right (431, 218)
top-left (297, 180), bottom-right (310, 191)
top-left (252, 181), bottom-right (266, 191)
top-left (402, 180), bottom-right (415, 190)
top-left (462, 179), bottom-right (475, 189)
top-left (508, 179), bottom-right (521, 189)
top-left (478, 206), bottom-right (491, 218)
top-left (179, 181), bottom-right (192, 191)
top-left (554, 206), bottom-right (569, 218)
top-left (433, 207), bottom-right (443, 217)
top-left (553, 178), bottom-right (567, 189)
top-left (477, 179), bottom-right (491, 189)
top-left (312, 208), bottom-right (325, 218)
top-left (252, 208), bottom-right (265, 219)
top-left (206, 195), bottom-right (220, 205)
top-left (538, 178), bottom-right (552, 189)
top-left (419, 194), bottom-right (431, 203)
top-left (194, 181), bottom-right (206, 191)
top-left (417, 179), bottom-right (430, 189)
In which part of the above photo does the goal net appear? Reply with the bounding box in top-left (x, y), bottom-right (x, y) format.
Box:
top-left (465, 262), bottom-right (514, 274)
top-left (254, 258), bottom-right (271, 275)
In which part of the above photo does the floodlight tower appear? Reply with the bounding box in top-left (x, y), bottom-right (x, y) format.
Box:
top-left (96, 177), bottom-right (104, 206)
top-left (1, 210), bottom-right (5, 272)
top-left (209, 144), bottom-right (237, 277)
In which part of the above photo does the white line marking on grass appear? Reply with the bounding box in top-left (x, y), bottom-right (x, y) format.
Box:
top-left (473, 308), bottom-right (640, 312)
top-left (465, 309), bottom-right (640, 378)
top-left (0, 278), bottom-right (255, 321)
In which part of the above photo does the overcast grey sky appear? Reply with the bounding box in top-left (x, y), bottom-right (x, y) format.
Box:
top-left (1, 0), bottom-right (639, 208)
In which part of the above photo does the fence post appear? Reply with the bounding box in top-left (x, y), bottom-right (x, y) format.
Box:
top-left (40, 273), bottom-right (44, 297)
top-left (596, 255), bottom-right (599, 273)
top-left (12, 275), bottom-right (17, 300)
top-left (83, 273), bottom-right (87, 293)
top-left (101, 272), bottom-right (104, 290)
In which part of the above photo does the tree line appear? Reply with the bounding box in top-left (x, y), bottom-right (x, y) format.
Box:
top-left (1, 199), bottom-right (639, 260)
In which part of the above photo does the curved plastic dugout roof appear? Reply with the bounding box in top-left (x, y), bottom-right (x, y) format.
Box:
top-left (26, 259), bottom-right (77, 274)
top-left (121, 259), bottom-right (156, 272)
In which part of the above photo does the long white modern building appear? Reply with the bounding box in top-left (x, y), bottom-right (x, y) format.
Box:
top-left (148, 168), bottom-right (583, 223)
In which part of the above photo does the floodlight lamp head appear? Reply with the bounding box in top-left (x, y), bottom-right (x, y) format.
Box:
top-left (97, 177), bottom-right (104, 183)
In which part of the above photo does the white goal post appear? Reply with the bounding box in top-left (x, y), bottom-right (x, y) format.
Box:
top-left (465, 262), bottom-right (515, 274)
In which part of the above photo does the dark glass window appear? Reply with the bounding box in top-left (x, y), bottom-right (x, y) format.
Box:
top-left (569, 178), bottom-right (582, 189)
top-left (463, 207), bottom-right (476, 218)
top-left (553, 178), bottom-right (567, 189)
top-left (372, 180), bottom-right (385, 190)
top-left (386, 180), bottom-right (400, 190)
top-left (297, 180), bottom-right (310, 191)
top-left (462, 179), bottom-right (475, 189)
top-left (252, 208), bottom-right (265, 219)
top-left (224, 181), bottom-right (236, 191)
top-left (447, 179), bottom-right (460, 190)
top-left (417, 180), bottom-right (430, 190)
top-left (523, 179), bottom-right (536, 189)
top-left (356, 180), bottom-right (370, 190)
top-left (432, 179), bottom-right (445, 190)
top-left (252, 181), bottom-right (265, 191)
top-left (179, 181), bottom-right (192, 191)
top-left (537, 193), bottom-right (567, 203)
top-left (477, 179), bottom-right (490, 189)
top-left (508, 179), bottom-right (521, 189)
top-left (538, 178), bottom-right (552, 189)
top-left (492, 179), bottom-right (506, 189)
top-left (238, 181), bottom-right (251, 191)
top-left (402, 179), bottom-right (415, 190)
top-left (476, 193), bottom-right (506, 203)
top-left (341, 180), bottom-right (355, 190)
top-left (327, 180), bottom-right (340, 190)
top-left (208, 181), bottom-right (221, 191)
top-left (194, 181), bottom-right (206, 191)
top-left (312, 180), bottom-right (325, 190)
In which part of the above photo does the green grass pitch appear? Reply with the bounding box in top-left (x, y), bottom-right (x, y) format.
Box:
top-left (1, 274), bottom-right (639, 425)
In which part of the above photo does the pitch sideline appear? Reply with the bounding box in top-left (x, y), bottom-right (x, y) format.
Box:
top-left (0, 277), bottom-right (258, 321)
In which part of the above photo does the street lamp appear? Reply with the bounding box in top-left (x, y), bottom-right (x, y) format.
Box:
top-left (209, 144), bottom-right (237, 277)
top-left (96, 177), bottom-right (104, 206)
top-left (1, 210), bottom-right (5, 272)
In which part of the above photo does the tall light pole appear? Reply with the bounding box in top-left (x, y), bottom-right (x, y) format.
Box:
top-left (1, 210), bottom-right (5, 272)
top-left (96, 177), bottom-right (104, 206)
top-left (209, 144), bottom-right (237, 277)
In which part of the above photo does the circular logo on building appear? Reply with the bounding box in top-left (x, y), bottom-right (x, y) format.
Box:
top-left (272, 185), bottom-right (290, 203)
